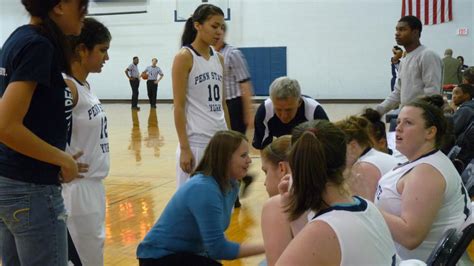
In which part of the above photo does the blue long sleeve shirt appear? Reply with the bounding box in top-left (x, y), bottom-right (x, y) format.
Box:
top-left (137, 174), bottom-right (240, 260)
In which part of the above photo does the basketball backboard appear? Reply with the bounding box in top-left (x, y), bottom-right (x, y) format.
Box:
top-left (175, 0), bottom-right (230, 22)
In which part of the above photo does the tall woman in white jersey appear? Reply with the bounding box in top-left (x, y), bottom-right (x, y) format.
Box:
top-left (276, 120), bottom-right (397, 265)
top-left (62, 18), bottom-right (111, 265)
top-left (375, 98), bottom-right (471, 261)
top-left (173, 4), bottom-right (230, 187)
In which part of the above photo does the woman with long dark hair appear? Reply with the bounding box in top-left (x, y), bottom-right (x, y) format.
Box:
top-left (63, 17), bottom-right (111, 265)
top-left (172, 3), bottom-right (230, 187)
top-left (0, 0), bottom-right (88, 264)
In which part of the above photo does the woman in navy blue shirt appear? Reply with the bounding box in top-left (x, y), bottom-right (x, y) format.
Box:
top-left (0, 0), bottom-right (88, 265)
top-left (137, 130), bottom-right (264, 266)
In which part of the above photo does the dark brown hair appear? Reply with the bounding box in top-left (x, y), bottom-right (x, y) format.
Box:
top-left (67, 18), bottom-right (111, 72)
top-left (463, 67), bottom-right (474, 84)
top-left (405, 99), bottom-right (447, 148)
top-left (287, 120), bottom-right (347, 221)
top-left (456, 84), bottom-right (474, 99)
top-left (181, 4), bottom-right (224, 47)
top-left (22, 0), bottom-right (88, 17)
top-left (22, 0), bottom-right (89, 72)
top-left (361, 108), bottom-right (387, 143)
top-left (68, 18), bottom-right (111, 52)
top-left (399, 15), bottom-right (422, 37)
top-left (191, 130), bottom-right (247, 192)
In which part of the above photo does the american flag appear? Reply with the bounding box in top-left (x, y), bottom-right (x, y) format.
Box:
top-left (401, 0), bottom-right (453, 25)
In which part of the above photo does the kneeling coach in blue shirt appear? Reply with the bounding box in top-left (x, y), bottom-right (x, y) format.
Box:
top-left (137, 130), bottom-right (264, 266)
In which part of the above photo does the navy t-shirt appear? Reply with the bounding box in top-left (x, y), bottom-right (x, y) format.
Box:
top-left (252, 96), bottom-right (329, 149)
top-left (0, 25), bottom-right (72, 185)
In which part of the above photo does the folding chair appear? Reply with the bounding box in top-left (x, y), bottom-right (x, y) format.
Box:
top-left (425, 228), bottom-right (458, 265)
top-left (460, 159), bottom-right (474, 197)
top-left (447, 223), bottom-right (474, 265)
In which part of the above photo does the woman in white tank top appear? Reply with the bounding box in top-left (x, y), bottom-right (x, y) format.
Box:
top-left (62, 18), bottom-right (111, 265)
top-left (375, 99), bottom-right (471, 261)
top-left (172, 4), bottom-right (230, 187)
top-left (336, 115), bottom-right (401, 201)
top-left (276, 120), bottom-right (396, 265)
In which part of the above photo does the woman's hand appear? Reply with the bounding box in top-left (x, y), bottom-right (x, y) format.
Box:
top-left (180, 148), bottom-right (195, 174)
top-left (278, 174), bottom-right (293, 206)
top-left (59, 151), bottom-right (88, 183)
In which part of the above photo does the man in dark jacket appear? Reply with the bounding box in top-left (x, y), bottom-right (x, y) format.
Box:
top-left (452, 84), bottom-right (474, 138)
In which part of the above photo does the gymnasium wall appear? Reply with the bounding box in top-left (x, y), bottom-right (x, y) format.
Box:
top-left (1, 0), bottom-right (473, 100)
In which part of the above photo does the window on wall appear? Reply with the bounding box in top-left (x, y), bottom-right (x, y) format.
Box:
top-left (88, 0), bottom-right (149, 16)
top-left (174, 0), bottom-right (230, 22)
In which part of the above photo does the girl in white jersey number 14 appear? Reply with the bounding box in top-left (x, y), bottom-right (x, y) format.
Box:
top-left (172, 4), bottom-right (230, 187)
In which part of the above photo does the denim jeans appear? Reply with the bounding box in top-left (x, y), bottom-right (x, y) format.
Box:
top-left (0, 176), bottom-right (68, 266)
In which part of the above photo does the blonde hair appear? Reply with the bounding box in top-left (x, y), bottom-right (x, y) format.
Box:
top-left (335, 116), bottom-right (373, 148)
top-left (261, 135), bottom-right (291, 165)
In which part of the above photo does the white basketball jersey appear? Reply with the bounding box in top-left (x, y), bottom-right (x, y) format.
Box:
top-left (357, 148), bottom-right (400, 177)
top-left (65, 75), bottom-right (110, 180)
top-left (184, 46), bottom-right (227, 146)
top-left (375, 150), bottom-right (471, 261)
top-left (310, 197), bottom-right (397, 265)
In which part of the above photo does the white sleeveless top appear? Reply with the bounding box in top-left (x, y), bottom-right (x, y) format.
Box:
top-left (375, 150), bottom-right (471, 260)
top-left (357, 148), bottom-right (400, 177)
top-left (183, 46), bottom-right (227, 147)
top-left (65, 75), bottom-right (110, 180)
top-left (310, 197), bottom-right (397, 265)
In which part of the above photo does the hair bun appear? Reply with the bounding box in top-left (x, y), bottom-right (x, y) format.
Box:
top-left (362, 108), bottom-right (381, 123)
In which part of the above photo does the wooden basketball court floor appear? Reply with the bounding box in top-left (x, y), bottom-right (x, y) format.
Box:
top-left (45, 102), bottom-right (472, 265)
top-left (101, 102), bottom-right (373, 265)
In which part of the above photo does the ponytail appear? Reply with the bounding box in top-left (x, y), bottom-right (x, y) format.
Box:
top-left (37, 16), bottom-right (69, 72)
top-left (180, 4), bottom-right (224, 47)
top-left (287, 120), bottom-right (347, 220)
top-left (287, 132), bottom-right (328, 220)
top-left (181, 17), bottom-right (197, 47)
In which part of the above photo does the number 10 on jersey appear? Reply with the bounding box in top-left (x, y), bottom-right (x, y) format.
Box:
top-left (207, 84), bottom-right (220, 101)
